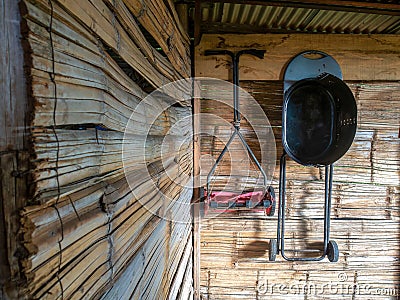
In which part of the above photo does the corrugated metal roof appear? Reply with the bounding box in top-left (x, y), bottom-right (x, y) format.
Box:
top-left (200, 3), bottom-right (400, 34)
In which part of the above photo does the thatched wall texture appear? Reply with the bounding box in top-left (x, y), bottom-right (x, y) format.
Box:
top-left (196, 34), bottom-right (400, 300)
top-left (1, 0), bottom-right (193, 298)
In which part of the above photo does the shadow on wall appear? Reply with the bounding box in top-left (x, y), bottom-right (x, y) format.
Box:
top-left (237, 240), bottom-right (325, 260)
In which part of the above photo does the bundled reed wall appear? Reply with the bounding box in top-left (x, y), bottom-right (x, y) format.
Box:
top-left (1, 0), bottom-right (193, 299)
top-left (195, 34), bottom-right (400, 299)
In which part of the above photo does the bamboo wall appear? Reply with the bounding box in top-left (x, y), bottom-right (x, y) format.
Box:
top-left (195, 34), bottom-right (400, 299)
top-left (1, 0), bottom-right (193, 299)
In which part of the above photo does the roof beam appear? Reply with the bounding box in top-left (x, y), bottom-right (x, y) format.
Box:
top-left (201, 22), bottom-right (305, 34)
top-left (203, 0), bottom-right (400, 15)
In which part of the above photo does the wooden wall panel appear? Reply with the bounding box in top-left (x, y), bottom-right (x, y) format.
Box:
top-left (196, 34), bottom-right (400, 81)
top-left (195, 34), bottom-right (400, 299)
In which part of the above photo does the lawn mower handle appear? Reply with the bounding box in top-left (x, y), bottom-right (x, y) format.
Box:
top-left (204, 49), bottom-right (266, 60)
top-left (205, 48), bottom-right (268, 200)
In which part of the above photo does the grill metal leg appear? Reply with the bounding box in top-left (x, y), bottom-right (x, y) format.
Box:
top-left (272, 153), bottom-right (336, 262)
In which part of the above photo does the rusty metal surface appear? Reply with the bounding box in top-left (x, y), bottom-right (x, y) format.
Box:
top-left (198, 2), bottom-right (400, 34)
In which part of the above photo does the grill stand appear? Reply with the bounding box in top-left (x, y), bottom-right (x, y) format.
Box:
top-left (269, 152), bottom-right (339, 262)
top-left (268, 51), bottom-right (348, 262)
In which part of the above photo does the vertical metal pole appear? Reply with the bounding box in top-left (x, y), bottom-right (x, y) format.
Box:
top-left (278, 153), bottom-right (286, 253)
top-left (233, 54), bottom-right (240, 126)
top-left (323, 164), bottom-right (333, 253)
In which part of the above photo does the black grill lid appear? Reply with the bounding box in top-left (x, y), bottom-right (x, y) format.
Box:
top-left (283, 73), bottom-right (357, 166)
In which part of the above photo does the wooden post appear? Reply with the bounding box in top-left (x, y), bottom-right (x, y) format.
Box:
top-left (192, 81), bottom-right (201, 299)
top-left (194, 0), bottom-right (202, 46)
top-left (0, 0), bottom-right (29, 296)
top-left (0, 151), bottom-right (29, 298)
top-left (0, 0), bottom-right (28, 152)
top-left (0, 155), bottom-right (10, 294)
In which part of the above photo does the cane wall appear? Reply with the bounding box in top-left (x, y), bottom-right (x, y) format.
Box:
top-left (195, 34), bottom-right (400, 299)
top-left (1, 0), bottom-right (193, 299)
